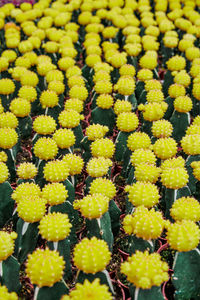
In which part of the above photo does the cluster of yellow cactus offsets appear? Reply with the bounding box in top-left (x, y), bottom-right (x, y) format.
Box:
top-left (1, 0), bottom-right (200, 298)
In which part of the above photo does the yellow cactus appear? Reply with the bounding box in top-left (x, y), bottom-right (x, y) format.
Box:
top-left (34, 137), bottom-right (58, 161)
top-left (69, 85), bottom-right (88, 102)
top-left (125, 182), bottom-right (160, 208)
top-left (85, 124), bottom-right (109, 141)
top-left (192, 83), bottom-right (200, 100)
top-left (0, 231), bottom-right (17, 261)
top-left (139, 54), bottom-right (157, 70)
top-left (116, 112), bottom-right (139, 132)
top-left (191, 161), bottom-right (200, 181)
top-left (68, 76), bottom-right (85, 88)
top-left (152, 120), bottom-right (173, 138)
top-left (58, 110), bottom-right (84, 128)
top-left (161, 156), bottom-right (185, 170)
top-left (17, 196), bottom-right (47, 223)
top-left (40, 90), bottom-right (58, 109)
top-left (12, 182), bottom-right (41, 204)
top-left (146, 90), bottom-right (164, 103)
top-left (0, 285), bottom-right (18, 300)
top-left (130, 149), bottom-right (156, 167)
top-left (18, 86), bottom-right (37, 103)
top-left (174, 70), bottom-right (191, 87)
top-left (145, 79), bottom-right (162, 91)
top-left (73, 237), bottom-right (111, 274)
top-left (17, 162), bottom-right (37, 179)
top-left (20, 70), bottom-right (38, 87)
top-left (166, 55), bottom-right (186, 71)
top-left (123, 206), bottom-right (165, 239)
top-left (127, 132), bottom-right (151, 151)
top-left (168, 84), bottom-right (186, 98)
top-left (113, 99), bottom-right (132, 115)
top-left (114, 76), bottom-right (135, 95)
top-left (96, 94), bottom-right (114, 109)
top-left (39, 212), bottom-right (72, 242)
top-left (74, 193), bottom-right (109, 219)
top-left (0, 112), bottom-right (18, 129)
top-left (186, 125), bottom-right (200, 136)
top-left (43, 160), bottom-right (70, 182)
top-left (64, 98), bottom-right (83, 113)
top-left (137, 69), bottom-right (153, 81)
top-left (134, 163), bottom-right (161, 183)
top-left (10, 98), bottom-right (31, 117)
top-left (121, 251), bottom-right (169, 289)
top-left (33, 115), bottom-right (56, 135)
top-left (170, 196), bottom-right (200, 222)
top-left (161, 167), bottom-right (189, 189)
top-left (46, 69), bottom-right (64, 83)
top-left (61, 279), bottom-right (112, 300)
top-left (89, 178), bottom-right (116, 200)
top-left (86, 157), bottom-right (112, 177)
top-left (94, 80), bottom-right (112, 94)
top-left (41, 183), bottom-right (68, 206)
top-left (53, 128), bottom-right (75, 149)
top-left (26, 248), bottom-right (65, 287)
top-left (62, 154), bottom-right (84, 175)
top-left (138, 102), bottom-right (168, 121)
top-left (0, 128), bottom-right (18, 149)
top-left (153, 136), bottom-right (177, 159)
top-left (166, 220), bottom-right (200, 252)
top-left (119, 64), bottom-right (136, 77)
top-left (174, 95), bottom-right (193, 113)
top-left (48, 81), bottom-right (65, 95)
top-left (0, 151), bottom-right (7, 163)
top-left (91, 138), bottom-right (115, 158)
top-left (181, 134), bottom-right (200, 155)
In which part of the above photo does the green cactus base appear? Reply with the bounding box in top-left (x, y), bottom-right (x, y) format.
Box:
top-left (34, 281), bottom-right (69, 300)
top-left (0, 181), bottom-right (14, 229)
top-left (170, 111), bottom-right (190, 142)
top-left (130, 285), bottom-right (164, 300)
top-left (0, 255), bottom-right (21, 293)
top-left (91, 107), bottom-right (115, 134)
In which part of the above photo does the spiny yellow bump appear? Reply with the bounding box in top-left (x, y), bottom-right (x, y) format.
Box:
top-left (39, 212), bottom-right (72, 242)
top-left (58, 110), bottom-right (84, 128)
top-left (69, 85), bottom-right (88, 102)
top-left (166, 220), bottom-right (200, 252)
top-left (85, 124), bottom-right (109, 141)
top-left (34, 138), bottom-right (58, 161)
top-left (46, 69), bottom-right (64, 83)
top-left (33, 115), bottom-right (56, 135)
top-left (12, 182), bottom-right (41, 204)
top-left (18, 86), bottom-right (37, 103)
top-left (193, 116), bottom-right (200, 126)
top-left (121, 251), bottom-right (169, 289)
top-left (161, 167), bottom-right (189, 189)
top-left (153, 137), bottom-right (177, 160)
top-left (17, 162), bottom-right (37, 179)
top-left (161, 156), bottom-right (185, 170)
top-left (0, 128), bottom-right (18, 149)
top-left (168, 84), bottom-right (186, 98)
top-left (53, 129), bottom-right (75, 149)
top-left (61, 279), bottom-right (112, 300)
top-left (48, 81), bottom-right (65, 95)
top-left (91, 138), bottom-right (115, 158)
top-left (119, 64), bottom-right (136, 77)
top-left (0, 231), bottom-right (17, 261)
top-left (0, 112), bottom-right (18, 129)
top-left (62, 154), bottom-right (84, 175)
top-left (192, 83), bottom-right (200, 100)
top-left (96, 94), bottom-right (113, 109)
top-left (125, 182), bottom-right (159, 208)
top-left (130, 149), bottom-right (156, 167)
top-left (174, 96), bottom-right (193, 113)
top-left (123, 206), bottom-right (165, 240)
top-left (64, 99), bottom-right (83, 113)
top-left (116, 112), bottom-right (139, 132)
top-left (73, 237), bottom-right (111, 273)
top-left (86, 157), bottom-right (112, 177)
top-left (74, 193), bottom-right (109, 219)
top-left (43, 160), bottom-right (69, 182)
top-left (17, 196), bottom-right (47, 223)
top-left (174, 70), bottom-right (191, 87)
top-left (127, 132), bottom-right (151, 151)
top-left (152, 120), bottom-right (173, 138)
top-left (137, 69), bottom-right (153, 81)
top-left (42, 183), bottom-right (68, 206)
top-left (94, 80), bottom-right (112, 95)
top-left (186, 125), bottom-right (200, 136)
top-left (0, 285), bottom-right (18, 300)
top-left (10, 98), bottom-right (30, 117)
top-left (114, 76), bottom-right (135, 96)
top-left (0, 151), bottom-right (7, 163)
top-left (170, 196), bottom-right (200, 222)
top-left (191, 161), bottom-right (200, 181)
top-left (89, 178), bottom-right (116, 200)
top-left (68, 76), bottom-right (85, 89)
top-left (181, 134), bottom-right (200, 155)
top-left (26, 248), bottom-right (65, 287)
top-left (135, 163), bottom-right (161, 183)
top-left (139, 55), bottom-right (157, 70)
top-left (20, 70), bottom-right (38, 87)
top-left (37, 62), bottom-right (56, 76)
top-left (145, 79), bottom-right (162, 91)
top-left (138, 102), bottom-right (168, 121)
top-left (166, 55), bottom-right (186, 71)
top-left (114, 99), bottom-right (132, 115)
top-left (146, 90), bottom-right (164, 103)
top-left (40, 90), bottom-right (58, 109)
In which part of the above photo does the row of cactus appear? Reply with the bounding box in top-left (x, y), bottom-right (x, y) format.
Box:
top-left (0, 0), bottom-right (200, 299)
